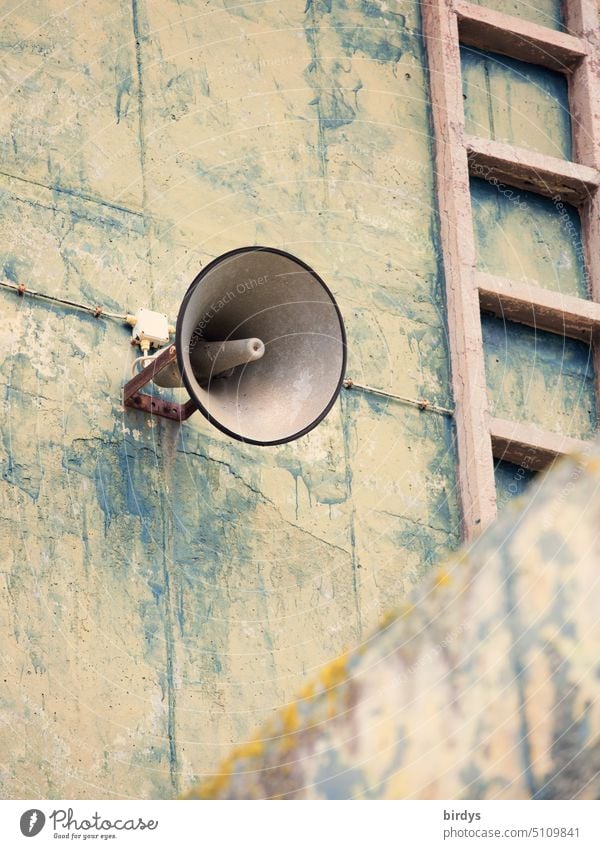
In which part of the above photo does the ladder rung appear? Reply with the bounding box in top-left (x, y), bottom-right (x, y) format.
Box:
top-left (477, 272), bottom-right (600, 342)
top-left (466, 135), bottom-right (600, 204)
top-left (490, 416), bottom-right (592, 471)
top-left (455, 0), bottom-right (587, 72)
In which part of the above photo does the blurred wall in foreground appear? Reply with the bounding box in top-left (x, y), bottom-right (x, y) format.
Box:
top-left (185, 444), bottom-right (600, 799)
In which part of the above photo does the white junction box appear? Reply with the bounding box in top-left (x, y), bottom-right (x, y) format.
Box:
top-left (128, 308), bottom-right (171, 350)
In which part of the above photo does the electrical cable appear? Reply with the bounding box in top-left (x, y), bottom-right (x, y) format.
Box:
top-left (131, 354), bottom-right (155, 377)
top-left (0, 278), bottom-right (455, 418)
top-left (0, 278), bottom-right (128, 322)
top-left (343, 378), bottom-right (454, 417)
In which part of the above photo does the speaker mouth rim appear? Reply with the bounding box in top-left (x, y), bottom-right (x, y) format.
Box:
top-left (175, 245), bottom-right (347, 446)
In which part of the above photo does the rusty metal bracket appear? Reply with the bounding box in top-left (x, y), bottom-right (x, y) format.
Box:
top-left (122, 344), bottom-right (196, 422)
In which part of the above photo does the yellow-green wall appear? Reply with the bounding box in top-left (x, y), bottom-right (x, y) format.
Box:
top-left (0, 0), bottom-right (459, 798)
top-left (1, 0), bottom-right (596, 799)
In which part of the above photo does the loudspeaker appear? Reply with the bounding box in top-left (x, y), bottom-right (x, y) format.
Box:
top-left (175, 246), bottom-right (347, 445)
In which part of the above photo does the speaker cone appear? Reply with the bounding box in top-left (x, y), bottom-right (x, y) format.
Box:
top-left (175, 246), bottom-right (347, 445)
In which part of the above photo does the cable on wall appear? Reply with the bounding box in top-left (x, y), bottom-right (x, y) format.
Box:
top-left (0, 278), bottom-right (455, 418)
top-left (0, 278), bottom-right (129, 322)
top-left (343, 379), bottom-right (454, 417)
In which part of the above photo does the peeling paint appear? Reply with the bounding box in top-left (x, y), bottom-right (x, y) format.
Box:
top-left (0, 0), bottom-right (553, 800)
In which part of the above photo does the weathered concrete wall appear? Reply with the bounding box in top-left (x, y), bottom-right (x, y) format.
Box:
top-left (482, 316), bottom-right (596, 440)
top-left (462, 48), bottom-right (572, 159)
top-left (0, 0), bottom-right (460, 798)
top-left (471, 179), bottom-right (587, 296)
top-left (466, 0), bottom-right (564, 30)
